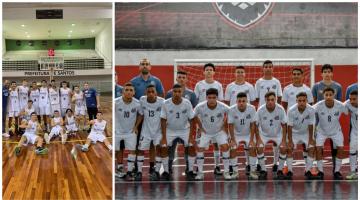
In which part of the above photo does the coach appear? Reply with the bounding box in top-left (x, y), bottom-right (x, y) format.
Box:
top-left (83, 82), bottom-right (100, 129)
top-left (2, 80), bottom-right (10, 136)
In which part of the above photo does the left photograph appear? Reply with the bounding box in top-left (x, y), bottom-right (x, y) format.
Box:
top-left (2, 3), bottom-right (113, 199)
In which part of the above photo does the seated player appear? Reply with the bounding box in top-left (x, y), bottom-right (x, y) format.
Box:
top-left (14, 112), bottom-right (48, 156)
top-left (72, 85), bottom-right (87, 131)
top-left (8, 81), bottom-right (20, 136)
top-left (287, 92), bottom-right (316, 179)
top-left (19, 100), bottom-right (35, 135)
top-left (115, 82), bottom-right (141, 180)
top-left (256, 91), bottom-right (287, 180)
top-left (44, 110), bottom-right (66, 144)
top-left (344, 90), bottom-right (358, 180)
top-left (160, 84), bottom-right (196, 181)
top-left (64, 109), bottom-right (78, 135)
top-left (228, 92), bottom-right (258, 179)
top-left (81, 112), bottom-right (112, 152)
top-left (314, 87), bottom-right (347, 180)
top-left (136, 85), bottom-right (165, 181)
top-left (194, 88), bottom-right (231, 180)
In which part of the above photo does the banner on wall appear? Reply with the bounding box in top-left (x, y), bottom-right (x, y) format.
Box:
top-left (23, 70), bottom-right (76, 76)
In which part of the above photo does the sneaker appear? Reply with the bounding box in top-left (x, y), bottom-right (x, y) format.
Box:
top-left (161, 171), bottom-right (171, 181)
top-left (272, 164), bottom-right (278, 173)
top-left (334, 171), bottom-right (343, 180)
top-left (346, 172), bottom-right (358, 180)
top-left (249, 171), bottom-right (259, 180)
top-left (3, 132), bottom-right (10, 138)
top-left (81, 146), bottom-right (89, 152)
top-left (259, 170), bottom-right (267, 180)
top-left (134, 172), bottom-right (142, 181)
top-left (35, 147), bottom-right (48, 155)
top-left (245, 165), bottom-right (250, 175)
top-left (224, 171), bottom-right (232, 180)
top-left (231, 171), bottom-right (239, 179)
top-left (125, 171), bottom-right (134, 181)
top-left (304, 171), bottom-right (313, 180)
top-left (214, 166), bottom-right (222, 175)
top-left (186, 171), bottom-right (197, 181)
top-left (195, 172), bottom-right (204, 180)
top-left (150, 171), bottom-right (160, 181)
top-left (44, 133), bottom-right (50, 144)
top-left (229, 166), bottom-right (233, 175)
top-left (286, 171), bottom-right (293, 179)
top-left (317, 171), bottom-right (324, 180)
top-left (256, 164), bottom-right (262, 172)
top-left (116, 167), bottom-right (126, 178)
top-left (61, 134), bottom-right (67, 144)
top-left (276, 170), bottom-right (284, 180)
top-left (14, 146), bottom-right (21, 156)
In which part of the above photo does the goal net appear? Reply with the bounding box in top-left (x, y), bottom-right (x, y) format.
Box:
top-left (174, 59), bottom-right (315, 92)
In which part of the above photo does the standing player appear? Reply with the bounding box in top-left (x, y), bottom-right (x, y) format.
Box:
top-left (44, 110), bottom-right (66, 144)
top-left (115, 72), bottom-right (123, 98)
top-left (8, 81), bottom-right (20, 136)
top-left (29, 82), bottom-right (40, 117)
top-left (287, 92), bottom-right (316, 179)
top-left (115, 83), bottom-right (141, 179)
top-left (83, 82), bottom-right (100, 132)
top-left (49, 84), bottom-right (61, 117)
top-left (2, 80), bottom-right (10, 136)
top-left (344, 90), bottom-right (357, 180)
top-left (256, 91), bottom-right (287, 179)
top-left (194, 88), bottom-right (231, 180)
top-left (18, 79), bottom-right (30, 112)
top-left (72, 85), bottom-right (87, 131)
top-left (60, 81), bottom-right (72, 117)
top-left (160, 84), bottom-right (196, 180)
top-left (39, 80), bottom-right (51, 132)
top-left (314, 87), bottom-right (347, 180)
top-left (345, 83), bottom-right (357, 100)
top-left (228, 92), bottom-right (258, 179)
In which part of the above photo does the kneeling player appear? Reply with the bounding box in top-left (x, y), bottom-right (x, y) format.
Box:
top-left (345, 90), bottom-right (358, 180)
top-left (228, 92), bottom-right (258, 179)
top-left (65, 109), bottom-right (78, 135)
top-left (314, 87), bottom-right (347, 180)
top-left (14, 112), bottom-right (48, 156)
top-left (194, 88), bottom-right (231, 180)
top-left (287, 92), bottom-right (316, 179)
top-left (256, 92), bottom-right (287, 179)
top-left (44, 110), bottom-right (66, 144)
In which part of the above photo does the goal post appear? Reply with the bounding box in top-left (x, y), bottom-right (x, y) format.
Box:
top-left (174, 58), bottom-right (315, 91)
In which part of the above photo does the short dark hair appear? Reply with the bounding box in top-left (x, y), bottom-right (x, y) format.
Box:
top-left (237, 92), bottom-right (247, 99)
top-left (41, 80), bottom-right (47, 83)
top-left (236, 66), bottom-right (245, 70)
top-left (323, 87), bottom-right (335, 94)
top-left (177, 71), bottom-right (187, 75)
top-left (204, 63), bottom-right (215, 71)
top-left (146, 84), bottom-right (155, 89)
top-left (97, 111), bottom-right (103, 115)
top-left (321, 64), bottom-right (333, 73)
top-left (173, 83), bottom-right (182, 89)
top-left (265, 91), bottom-right (276, 99)
top-left (54, 110), bottom-right (59, 113)
top-left (31, 112), bottom-right (37, 116)
top-left (206, 88), bottom-right (218, 96)
top-left (292, 68), bottom-right (303, 74)
top-left (32, 81), bottom-right (37, 84)
top-left (263, 60), bottom-right (273, 67)
top-left (350, 90), bottom-right (358, 96)
top-left (66, 109), bottom-right (73, 113)
top-left (296, 92), bottom-right (307, 98)
top-left (27, 99), bottom-right (33, 103)
top-left (124, 82), bottom-right (133, 87)
top-left (11, 81), bottom-right (16, 84)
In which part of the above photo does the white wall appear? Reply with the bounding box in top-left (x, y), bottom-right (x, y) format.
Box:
top-left (95, 21), bottom-right (112, 68)
top-left (2, 36), bottom-right (6, 56)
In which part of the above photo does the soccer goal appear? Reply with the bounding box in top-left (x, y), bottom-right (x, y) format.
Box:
top-left (174, 58), bottom-right (315, 91)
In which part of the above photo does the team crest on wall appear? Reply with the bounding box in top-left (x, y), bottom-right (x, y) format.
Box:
top-left (214, 2), bottom-right (273, 30)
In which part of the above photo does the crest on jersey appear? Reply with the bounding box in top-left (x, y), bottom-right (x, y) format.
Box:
top-left (204, 114), bottom-right (208, 117)
top-left (156, 107), bottom-right (161, 112)
top-left (272, 85), bottom-right (276, 89)
top-left (320, 112), bottom-right (325, 115)
top-left (142, 106), bottom-right (147, 110)
top-left (169, 110), bottom-right (173, 114)
top-left (182, 109), bottom-right (187, 114)
top-left (131, 108), bottom-right (137, 113)
top-left (244, 89), bottom-right (249, 94)
top-left (214, 2), bottom-right (273, 29)
top-left (274, 116), bottom-right (280, 120)
top-left (246, 114), bottom-right (251, 119)
top-left (290, 92), bottom-right (294, 96)
top-left (295, 117), bottom-right (299, 121)
top-left (217, 113), bottom-right (223, 118)
top-left (118, 108), bottom-right (123, 112)
top-left (334, 112), bottom-right (339, 116)
top-left (234, 115), bottom-right (239, 119)
top-left (263, 117), bottom-right (267, 120)
top-left (305, 115), bottom-right (310, 119)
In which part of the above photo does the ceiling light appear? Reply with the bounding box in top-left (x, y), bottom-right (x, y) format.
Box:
top-left (71, 23), bottom-right (76, 26)
top-left (91, 30), bottom-right (95, 33)
top-left (68, 35), bottom-right (71, 38)
top-left (25, 32), bottom-right (28, 34)
top-left (26, 35), bottom-right (30, 38)
top-left (21, 24), bottom-right (26, 27)
top-left (69, 30), bottom-right (73, 33)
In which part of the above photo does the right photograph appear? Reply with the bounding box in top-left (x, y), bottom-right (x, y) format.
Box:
top-left (114, 2), bottom-right (358, 199)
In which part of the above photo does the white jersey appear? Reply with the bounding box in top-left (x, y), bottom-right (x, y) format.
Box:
top-left (256, 103), bottom-right (287, 137)
top-left (139, 96), bottom-right (165, 136)
top-left (225, 81), bottom-right (256, 106)
top-left (255, 77), bottom-right (283, 106)
top-left (73, 91), bottom-right (85, 108)
top-left (314, 100), bottom-right (347, 136)
top-left (287, 104), bottom-right (315, 135)
top-left (282, 84), bottom-right (313, 109)
top-left (24, 106), bottom-right (35, 121)
top-left (25, 120), bottom-right (38, 134)
top-left (29, 89), bottom-right (40, 107)
top-left (39, 87), bottom-right (49, 105)
top-left (18, 85), bottom-right (29, 109)
top-left (115, 97), bottom-right (140, 135)
top-left (60, 88), bottom-right (71, 109)
top-left (49, 88), bottom-right (60, 105)
top-left (8, 90), bottom-right (20, 112)
top-left (52, 117), bottom-right (62, 128)
top-left (194, 80), bottom-right (224, 102)
top-left (91, 119), bottom-right (107, 134)
top-left (344, 100), bottom-right (358, 136)
top-left (227, 104), bottom-right (257, 136)
top-left (194, 101), bottom-right (229, 135)
top-left (66, 115), bottom-right (76, 126)
top-left (160, 98), bottom-right (194, 131)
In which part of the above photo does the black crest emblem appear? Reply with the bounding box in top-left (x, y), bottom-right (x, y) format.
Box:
top-left (274, 116), bottom-right (280, 120)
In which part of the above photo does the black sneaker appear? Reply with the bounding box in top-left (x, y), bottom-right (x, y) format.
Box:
top-left (186, 171), bottom-right (196, 181)
top-left (125, 171), bottom-right (134, 181)
top-left (256, 164), bottom-right (262, 172)
top-left (276, 170), bottom-right (284, 180)
top-left (259, 170), bottom-right (267, 180)
top-left (334, 171), bottom-right (343, 180)
top-left (286, 171), bottom-right (293, 180)
top-left (134, 172), bottom-right (142, 181)
top-left (149, 171), bottom-right (160, 181)
top-left (246, 165), bottom-right (251, 175)
top-left (149, 166), bottom-right (155, 174)
top-left (161, 171), bottom-right (171, 181)
top-left (304, 171), bottom-right (313, 180)
top-left (229, 166), bottom-right (233, 175)
top-left (272, 164), bottom-right (278, 172)
top-left (214, 166), bottom-right (222, 175)
top-left (317, 171), bottom-right (324, 180)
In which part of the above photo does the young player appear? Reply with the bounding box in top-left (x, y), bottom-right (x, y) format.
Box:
top-left (64, 109), bottom-right (78, 135)
top-left (228, 92), bottom-right (258, 179)
top-left (256, 91), bottom-right (287, 179)
top-left (225, 66), bottom-right (256, 106)
top-left (49, 84), bottom-right (61, 117)
top-left (44, 110), bottom-right (66, 144)
top-left (194, 88), bottom-right (231, 180)
top-left (160, 84), bottom-right (196, 180)
top-left (8, 81), bottom-right (20, 136)
top-left (39, 80), bottom-right (51, 132)
top-left (72, 85), bottom-right (87, 130)
top-left (14, 112), bottom-right (48, 156)
top-left (29, 82), bottom-right (40, 116)
top-left (344, 90), bottom-right (358, 180)
top-left (18, 79), bottom-right (30, 112)
top-left (136, 85), bottom-right (165, 181)
top-left (115, 83), bottom-right (141, 179)
top-left (287, 92), bottom-right (316, 179)
top-left (194, 63), bottom-right (224, 175)
top-left (20, 100), bottom-right (35, 122)
top-left (60, 81), bottom-right (72, 117)
top-left (314, 87), bottom-right (347, 180)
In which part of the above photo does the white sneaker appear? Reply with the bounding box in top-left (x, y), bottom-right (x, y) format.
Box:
top-left (224, 171), bottom-right (232, 180)
top-left (44, 133), bottom-right (50, 144)
top-left (249, 171), bottom-right (259, 180)
top-left (3, 132), bottom-right (10, 138)
top-left (231, 171), bottom-right (239, 179)
top-left (195, 172), bottom-right (204, 180)
top-left (61, 134), bottom-right (67, 144)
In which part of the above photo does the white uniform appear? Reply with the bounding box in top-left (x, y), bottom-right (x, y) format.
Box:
top-left (194, 101), bottom-right (229, 148)
top-left (255, 77), bottom-right (282, 106)
top-left (227, 104), bottom-right (257, 147)
top-left (344, 100), bottom-right (358, 152)
top-left (29, 89), bottom-right (40, 114)
top-left (314, 100), bottom-right (347, 147)
top-left (115, 97), bottom-right (140, 151)
top-left (73, 91), bottom-right (86, 116)
top-left (225, 82), bottom-right (256, 106)
top-left (88, 119), bottom-right (107, 143)
top-left (65, 115), bottom-right (78, 132)
top-left (50, 117), bottom-right (63, 136)
top-left (194, 80), bottom-right (224, 102)
top-left (18, 85), bottom-right (29, 111)
top-left (256, 103), bottom-right (287, 146)
top-left (8, 90), bottom-right (20, 117)
top-left (39, 87), bottom-right (51, 115)
top-left (282, 84), bottom-right (313, 109)
top-left (60, 88), bottom-right (72, 116)
top-left (160, 98), bottom-right (195, 146)
top-left (138, 96), bottom-right (165, 150)
top-left (49, 88), bottom-right (61, 115)
top-left (23, 105), bottom-right (35, 121)
top-left (23, 120), bottom-right (39, 145)
top-left (287, 104), bottom-right (315, 148)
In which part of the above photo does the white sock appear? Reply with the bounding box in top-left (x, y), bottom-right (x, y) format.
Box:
top-left (273, 146), bottom-right (279, 165)
top-left (48, 132), bottom-right (54, 140)
top-left (306, 156), bottom-right (314, 171)
top-left (188, 156), bottom-right (195, 172)
top-left (197, 152), bottom-right (205, 173)
top-left (244, 148), bottom-right (249, 165)
top-left (287, 157), bottom-right (293, 172)
top-left (222, 151), bottom-right (230, 172)
top-left (155, 156), bottom-right (162, 172)
top-left (214, 150), bottom-right (220, 167)
top-left (317, 160), bottom-right (324, 172)
top-left (257, 153), bottom-right (266, 171)
top-left (230, 157), bottom-right (238, 173)
top-left (127, 154), bottom-right (136, 172)
top-left (350, 151), bottom-right (357, 172)
top-left (107, 144), bottom-right (113, 151)
top-left (137, 156), bottom-right (144, 172)
top-left (249, 156), bottom-right (257, 172)
top-left (162, 156), bottom-right (169, 172)
top-left (335, 157), bottom-right (342, 172)
top-left (278, 154), bottom-right (287, 170)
